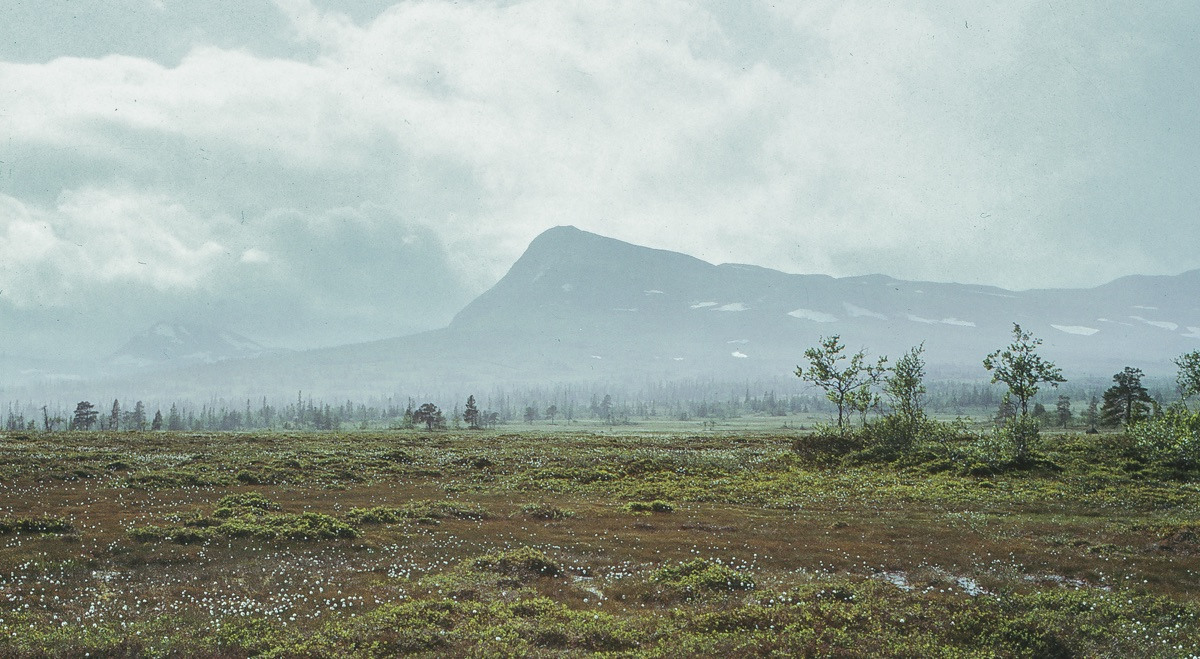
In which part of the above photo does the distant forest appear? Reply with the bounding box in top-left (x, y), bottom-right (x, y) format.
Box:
top-left (1, 377), bottom-right (1174, 433)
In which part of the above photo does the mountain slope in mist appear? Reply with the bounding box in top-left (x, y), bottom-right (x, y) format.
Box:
top-left (18, 226), bottom-right (1200, 399)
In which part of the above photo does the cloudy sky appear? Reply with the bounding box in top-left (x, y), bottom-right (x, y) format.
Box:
top-left (2, 0), bottom-right (1198, 360)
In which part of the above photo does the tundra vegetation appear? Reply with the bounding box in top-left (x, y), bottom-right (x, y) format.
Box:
top-left (0, 348), bottom-right (1197, 655)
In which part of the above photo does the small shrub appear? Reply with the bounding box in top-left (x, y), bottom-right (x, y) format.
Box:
top-left (213, 492), bottom-right (282, 517)
top-left (519, 503), bottom-right (576, 520)
top-left (651, 559), bottom-right (754, 592)
top-left (0, 516), bottom-right (75, 535)
top-left (1128, 406), bottom-right (1200, 471)
top-left (471, 546), bottom-right (562, 578)
top-left (624, 500), bottom-right (673, 513)
top-left (346, 500), bottom-right (490, 525)
top-left (792, 429), bottom-right (863, 464)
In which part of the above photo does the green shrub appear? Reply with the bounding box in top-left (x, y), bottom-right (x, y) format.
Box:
top-left (651, 559), bottom-right (754, 592)
top-left (519, 503), bottom-right (576, 520)
top-left (471, 546), bottom-right (562, 578)
top-left (792, 428), bottom-right (863, 464)
top-left (1128, 405), bottom-right (1200, 470)
top-left (624, 500), bottom-right (673, 513)
top-left (345, 500), bottom-right (490, 525)
top-left (213, 492), bottom-right (282, 518)
top-left (0, 516), bottom-right (74, 535)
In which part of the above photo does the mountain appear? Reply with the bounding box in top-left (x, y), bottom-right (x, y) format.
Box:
top-left (109, 322), bottom-right (274, 369)
top-left (15, 227), bottom-right (1200, 399)
top-left (443, 226), bottom-right (1198, 382)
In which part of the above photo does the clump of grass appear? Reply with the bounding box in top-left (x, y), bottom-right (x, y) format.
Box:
top-left (471, 546), bottom-right (562, 579)
top-left (624, 500), bottom-right (674, 513)
top-left (651, 559), bottom-right (754, 593)
top-left (0, 516), bottom-right (74, 535)
top-left (129, 493), bottom-right (358, 543)
top-left (519, 503), bottom-right (576, 520)
top-left (346, 500), bottom-right (490, 525)
top-left (124, 469), bottom-right (230, 488)
top-left (213, 492), bottom-right (282, 517)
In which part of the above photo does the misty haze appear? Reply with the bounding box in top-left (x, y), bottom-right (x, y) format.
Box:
top-left (1, 2), bottom-right (1199, 656)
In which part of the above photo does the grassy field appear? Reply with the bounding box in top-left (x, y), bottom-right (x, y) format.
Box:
top-left (0, 427), bottom-right (1198, 657)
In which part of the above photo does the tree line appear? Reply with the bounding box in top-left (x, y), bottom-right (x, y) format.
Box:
top-left (795, 323), bottom-right (1200, 467)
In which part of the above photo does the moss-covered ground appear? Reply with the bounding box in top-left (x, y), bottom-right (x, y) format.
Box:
top-left (0, 428), bottom-right (1197, 656)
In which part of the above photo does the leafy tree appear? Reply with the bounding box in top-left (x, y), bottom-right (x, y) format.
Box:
top-left (983, 324), bottom-right (1064, 465)
top-left (883, 344), bottom-right (926, 427)
top-left (983, 323), bottom-right (1065, 415)
top-left (463, 395), bottom-right (480, 429)
top-left (1100, 367), bottom-right (1153, 427)
top-left (545, 404), bottom-right (558, 423)
top-left (1055, 395), bottom-right (1072, 429)
top-left (1176, 350), bottom-right (1200, 402)
top-left (795, 335), bottom-right (887, 431)
top-left (151, 410), bottom-right (164, 431)
top-left (72, 401), bottom-right (98, 431)
top-left (524, 406), bottom-right (537, 424)
top-left (413, 403), bottom-right (444, 430)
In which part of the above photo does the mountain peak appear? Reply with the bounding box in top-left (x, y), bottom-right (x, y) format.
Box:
top-left (109, 321), bottom-right (270, 369)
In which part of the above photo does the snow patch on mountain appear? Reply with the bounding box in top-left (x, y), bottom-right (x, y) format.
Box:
top-left (788, 308), bottom-right (837, 323)
top-left (843, 302), bottom-right (887, 320)
top-left (1051, 325), bottom-right (1100, 336)
top-left (714, 303), bottom-right (748, 312)
top-left (731, 351), bottom-right (748, 359)
top-left (1130, 316), bottom-right (1179, 331)
top-left (690, 301), bottom-right (718, 309)
top-left (907, 314), bottom-right (974, 327)
top-left (1183, 327), bottom-right (1200, 339)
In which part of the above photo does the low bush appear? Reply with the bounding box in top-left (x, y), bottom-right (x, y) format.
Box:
top-left (471, 546), bottom-right (562, 579)
top-left (624, 500), bottom-right (673, 513)
top-left (651, 559), bottom-right (754, 593)
top-left (345, 500), bottom-right (490, 525)
top-left (519, 503), bottom-right (576, 520)
top-left (0, 516), bottom-right (74, 535)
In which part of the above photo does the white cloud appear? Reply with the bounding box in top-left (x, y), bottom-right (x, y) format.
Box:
top-left (0, 190), bottom-right (224, 307)
top-left (2, 0), bottom-right (1199, 355)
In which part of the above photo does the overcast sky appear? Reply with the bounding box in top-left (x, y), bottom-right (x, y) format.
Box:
top-left (2, 0), bottom-right (1198, 358)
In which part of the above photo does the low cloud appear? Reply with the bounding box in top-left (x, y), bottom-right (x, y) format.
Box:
top-left (1, 0), bottom-right (1198, 359)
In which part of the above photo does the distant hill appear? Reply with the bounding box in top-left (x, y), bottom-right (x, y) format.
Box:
top-left (23, 226), bottom-right (1200, 399)
top-left (109, 322), bottom-right (276, 370)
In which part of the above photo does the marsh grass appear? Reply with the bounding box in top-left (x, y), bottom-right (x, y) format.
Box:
top-left (0, 428), bottom-right (1197, 656)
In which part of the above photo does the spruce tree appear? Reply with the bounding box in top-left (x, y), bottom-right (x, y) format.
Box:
top-left (463, 395), bottom-right (480, 429)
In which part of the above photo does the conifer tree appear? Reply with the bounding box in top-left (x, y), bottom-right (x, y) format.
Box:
top-left (1100, 367), bottom-right (1153, 427)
